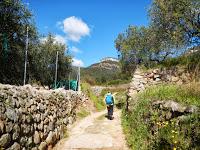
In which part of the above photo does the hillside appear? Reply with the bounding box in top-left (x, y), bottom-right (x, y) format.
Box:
top-left (89, 59), bottom-right (120, 70)
top-left (81, 58), bottom-right (127, 85)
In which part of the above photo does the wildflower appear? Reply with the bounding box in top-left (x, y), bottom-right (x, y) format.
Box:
top-left (172, 130), bottom-right (175, 133)
top-left (173, 147), bottom-right (177, 150)
top-left (174, 141), bottom-right (177, 144)
top-left (172, 135), bottom-right (175, 138)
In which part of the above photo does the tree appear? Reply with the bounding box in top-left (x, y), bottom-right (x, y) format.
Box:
top-left (115, 26), bottom-right (168, 73)
top-left (0, 0), bottom-right (37, 84)
top-left (29, 34), bottom-right (72, 86)
top-left (149, 0), bottom-right (200, 46)
top-left (115, 0), bottom-right (200, 74)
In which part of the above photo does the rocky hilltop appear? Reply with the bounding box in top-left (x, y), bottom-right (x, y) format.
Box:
top-left (0, 84), bottom-right (86, 150)
top-left (89, 59), bottom-right (120, 70)
top-left (81, 58), bottom-right (121, 84)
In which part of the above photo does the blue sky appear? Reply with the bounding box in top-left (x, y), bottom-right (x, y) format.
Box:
top-left (24, 0), bottom-right (151, 67)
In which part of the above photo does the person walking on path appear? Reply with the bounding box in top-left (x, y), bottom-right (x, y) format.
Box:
top-left (105, 92), bottom-right (115, 120)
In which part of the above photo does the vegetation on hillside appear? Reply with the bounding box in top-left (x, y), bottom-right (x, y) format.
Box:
top-left (0, 0), bottom-right (71, 86)
top-left (122, 84), bottom-right (200, 150)
top-left (81, 61), bottom-right (131, 85)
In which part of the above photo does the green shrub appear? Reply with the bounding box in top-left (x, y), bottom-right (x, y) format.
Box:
top-left (122, 84), bottom-right (200, 150)
top-left (81, 82), bottom-right (105, 111)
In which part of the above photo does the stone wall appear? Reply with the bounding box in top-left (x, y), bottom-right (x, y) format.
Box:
top-left (128, 68), bottom-right (192, 97)
top-left (126, 68), bottom-right (192, 110)
top-left (0, 84), bottom-right (86, 150)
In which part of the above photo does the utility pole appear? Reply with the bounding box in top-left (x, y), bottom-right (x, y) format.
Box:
top-left (54, 51), bottom-right (58, 88)
top-left (78, 66), bottom-right (81, 92)
top-left (23, 26), bottom-right (29, 85)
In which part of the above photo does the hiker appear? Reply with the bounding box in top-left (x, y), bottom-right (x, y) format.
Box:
top-left (105, 92), bottom-right (115, 120)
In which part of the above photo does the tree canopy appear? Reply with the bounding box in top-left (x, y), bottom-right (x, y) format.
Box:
top-left (0, 0), bottom-right (72, 86)
top-left (115, 0), bottom-right (200, 74)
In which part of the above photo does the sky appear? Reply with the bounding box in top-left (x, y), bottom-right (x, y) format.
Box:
top-left (23, 0), bottom-right (151, 67)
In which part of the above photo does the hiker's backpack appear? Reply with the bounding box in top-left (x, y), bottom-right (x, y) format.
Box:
top-left (105, 94), bottom-right (113, 105)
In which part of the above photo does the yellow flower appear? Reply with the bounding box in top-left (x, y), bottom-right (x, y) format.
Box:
top-left (172, 135), bottom-right (175, 138)
top-left (173, 148), bottom-right (177, 150)
top-left (174, 141), bottom-right (177, 144)
top-left (172, 130), bottom-right (175, 133)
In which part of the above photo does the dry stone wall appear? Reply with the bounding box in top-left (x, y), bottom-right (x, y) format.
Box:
top-left (128, 68), bottom-right (192, 97)
top-left (127, 68), bottom-right (192, 110)
top-left (0, 84), bottom-right (86, 150)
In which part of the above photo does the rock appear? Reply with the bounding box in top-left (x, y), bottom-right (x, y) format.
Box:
top-left (63, 118), bottom-right (68, 125)
top-left (5, 108), bottom-right (19, 122)
top-left (0, 133), bottom-right (11, 147)
top-left (68, 117), bottom-right (73, 124)
top-left (0, 120), bottom-right (5, 134)
top-left (43, 118), bottom-right (49, 125)
top-left (185, 105), bottom-right (199, 113)
top-left (9, 142), bottom-right (20, 150)
top-left (12, 132), bottom-right (20, 141)
top-left (163, 101), bottom-right (186, 112)
top-left (31, 147), bottom-right (38, 150)
top-left (134, 75), bottom-right (143, 79)
top-left (20, 137), bottom-right (27, 147)
top-left (5, 122), bottom-right (13, 133)
top-left (155, 78), bottom-right (161, 82)
top-left (38, 103), bottom-right (45, 112)
top-left (27, 136), bottom-right (33, 146)
top-left (154, 74), bottom-right (160, 79)
top-left (31, 105), bottom-right (37, 112)
top-left (34, 131), bottom-right (40, 144)
top-left (48, 122), bottom-right (55, 131)
top-left (152, 69), bottom-right (159, 74)
top-left (38, 121), bottom-right (44, 131)
top-left (38, 142), bottom-right (47, 150)
top-left (24, 125), bottom-right (31, 134)
top-left (12, 124), bottom-right (20, 140)
top-left (166, 111), bottom-right (172, 120)
top-left (26, 114), bottom-right (33, 123)
top-left (46, 131), bottom-right (56, 145)
top-left (146, 72), bottom-right (154, 78)
top-left (26, 99), bottom-right (34, 108)
top-left (18, 97), bottom-right (25, 107)
top-left (171, 76), bottom-right (179, 82)
top-left (0, 106), bottom-right (6, 114)
top-left (35, 114), bottom-right (41, 123)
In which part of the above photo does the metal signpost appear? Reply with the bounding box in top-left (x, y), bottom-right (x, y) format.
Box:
top-left (54, 51), bottom-right (59, 88)
top-left (23, 27), bottom-right (29, 85)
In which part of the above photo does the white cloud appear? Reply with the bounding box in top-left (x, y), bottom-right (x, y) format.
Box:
top-left (40, 34), bottom-right (66, 45)
top-left (69, 46), bottom-right (82, 53)
top-left (59, 16), bottom-right (90, 42)
top-left (54, 34), bottom-right (66, 45)
top-left (72, 58), bottom-right (84, 67)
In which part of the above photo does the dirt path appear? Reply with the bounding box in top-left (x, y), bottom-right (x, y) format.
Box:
top-left (53, 109), bottom-right (128, 150)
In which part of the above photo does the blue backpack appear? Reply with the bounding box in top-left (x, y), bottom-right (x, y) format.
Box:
top-left (105, 94), bottom-right (113, 105)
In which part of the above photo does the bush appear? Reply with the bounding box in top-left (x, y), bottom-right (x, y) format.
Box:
top-left (122, 84), bottom-right (200, 150)
top-left (81, 82), bottom-right (105, 111)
